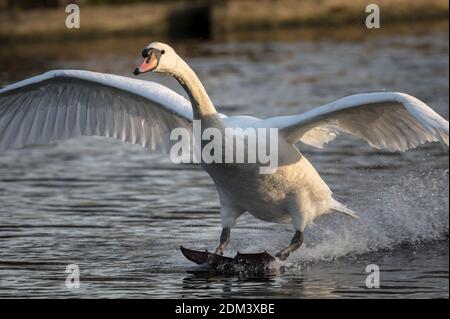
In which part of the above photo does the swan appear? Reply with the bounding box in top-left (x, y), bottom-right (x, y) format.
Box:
top-left (0, 42), bottom-right (448, 261)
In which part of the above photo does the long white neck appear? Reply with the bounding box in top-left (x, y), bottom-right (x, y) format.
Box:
top-left (168, 57), bottom-right (218, 120)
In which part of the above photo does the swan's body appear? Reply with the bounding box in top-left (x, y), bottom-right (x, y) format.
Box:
top-left (1, 42), bottom-right (448, 260)
top-left (204, 116), bottom-right (335, 228)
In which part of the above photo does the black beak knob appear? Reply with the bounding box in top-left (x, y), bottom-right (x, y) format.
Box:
top-left (133, 68), bottom-right (140, 76)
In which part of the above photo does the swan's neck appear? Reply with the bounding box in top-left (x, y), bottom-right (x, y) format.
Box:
top-left (169, 58), bottom-right (218, 120)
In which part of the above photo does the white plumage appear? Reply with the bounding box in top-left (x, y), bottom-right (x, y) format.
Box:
top-left (266, 92), bottom-right (449, 151)
top-left (0, 70), bottom-right (192, 152)
top-left (0, 42), bottom-right (448, 260)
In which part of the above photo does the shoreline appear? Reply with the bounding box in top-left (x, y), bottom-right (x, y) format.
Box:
top-left (0, 0), bottom-right (448, 43)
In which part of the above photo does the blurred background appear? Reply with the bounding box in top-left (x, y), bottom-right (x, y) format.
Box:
top-left (1, 0), bottom-right (448, 43)
top-left (0, 0), bottom-right (448, 82)
top-left (0, 0), bottom-right (448, 298)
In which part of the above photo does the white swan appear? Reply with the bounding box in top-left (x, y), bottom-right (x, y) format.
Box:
top-left (0, 42), bottom-right (448, 260)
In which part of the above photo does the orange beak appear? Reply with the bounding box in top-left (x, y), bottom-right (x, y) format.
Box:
top-left (133, 52), bottom-right (158, 75)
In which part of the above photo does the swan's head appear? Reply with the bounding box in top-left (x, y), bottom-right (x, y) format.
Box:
top-left (133, 42), bottom-right (178, 76)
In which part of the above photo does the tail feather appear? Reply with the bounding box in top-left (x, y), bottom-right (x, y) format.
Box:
top-left (330, 199), bottom-right (359, 219)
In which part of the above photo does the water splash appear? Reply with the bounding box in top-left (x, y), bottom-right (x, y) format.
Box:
top-left (225, 168), bottom-right (449, 266)
top-left (293, 168), bottom-right (449, 262)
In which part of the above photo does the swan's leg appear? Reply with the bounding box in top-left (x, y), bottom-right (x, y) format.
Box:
top-left (214, 190), bottom-right (244, 255)
top-left (215, 228), bottom-right (231, 255)
top-left (275, 231), bottom-right (303, 260)
top-left (276, 199), bottom-right (306, 260)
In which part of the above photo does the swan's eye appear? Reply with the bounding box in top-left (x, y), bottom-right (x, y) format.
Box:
top-left (161, 50), bottom-right (165, 54)
top-left (141, 48), bottom-right (150, 58)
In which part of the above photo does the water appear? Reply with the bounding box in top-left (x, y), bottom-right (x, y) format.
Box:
top-left (0, 25), bottom-right (448, 298)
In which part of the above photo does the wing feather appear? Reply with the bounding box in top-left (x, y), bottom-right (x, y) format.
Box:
top-left (0, 70), bottom-right (193, 153)
top-left (1, 92), bottom-right (32, 149)
top-left (264, 92), bottom-right (449, 151)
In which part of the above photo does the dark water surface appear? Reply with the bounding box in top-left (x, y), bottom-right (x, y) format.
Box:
top-left (0, 25), bottom-right (448, 298)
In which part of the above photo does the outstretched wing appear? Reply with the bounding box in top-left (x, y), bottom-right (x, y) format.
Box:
top-left (0, 70), bottom-right (193, 152)
top-left (264, 92), bottom-right (449, 151)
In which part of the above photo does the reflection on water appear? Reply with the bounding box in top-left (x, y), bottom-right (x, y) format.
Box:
top-left (0, 24), bottom-right (448, 298)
